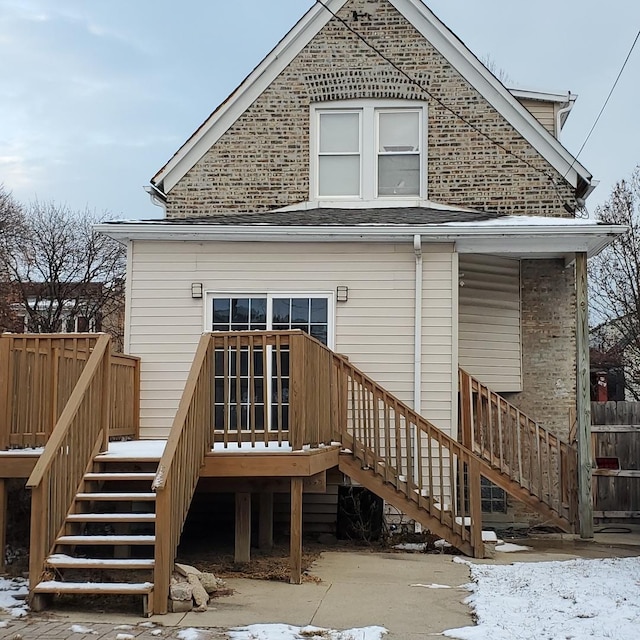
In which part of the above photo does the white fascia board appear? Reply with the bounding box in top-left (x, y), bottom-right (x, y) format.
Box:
top-left (95, 220), bottom-right (624, 258)
top-left (152, 0), bottom-right (347, 194)
top-left (391, 0), bottom-right (592, 191)
top-left (509, 88), bottom-right (576, 105)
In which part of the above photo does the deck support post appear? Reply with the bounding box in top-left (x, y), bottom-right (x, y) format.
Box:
top-left (575, 252), bottom-right (593, 539)
top-left (258, 492), bottom-right (274, 550)
top-left (289, 477), bottom-right (303, 584)
top-left (235, 492), bottom-right (251, 564)
top-left (0, 478), bottom-right (6, 572)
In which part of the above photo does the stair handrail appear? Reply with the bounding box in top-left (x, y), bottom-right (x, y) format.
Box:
top-left (152, 332), bottom-right (213, 615)
top-left (331, 353), bottom-right (485, 556)
top-left (459, 368), bottom-right (578, 528)
top-left (26, 333), bottom-right (112, 597)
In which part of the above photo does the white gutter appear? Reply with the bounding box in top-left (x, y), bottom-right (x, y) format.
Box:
top-left (555, 92), bottom-right (575, 139)
top-left (95, 220), bottom-right (626, 258)
top-left (413, 235), bottom-right (422, 414)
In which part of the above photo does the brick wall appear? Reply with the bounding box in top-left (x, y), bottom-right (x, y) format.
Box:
top-left (504, 259), bottom-right (576, 437)
top-left (164, 0), bottom-right (576, 218)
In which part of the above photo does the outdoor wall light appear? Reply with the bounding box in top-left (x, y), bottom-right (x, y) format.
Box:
top-left (191, 282), bottom-right (203, 299)
top-left (336, 285), bottom-right (349, 302)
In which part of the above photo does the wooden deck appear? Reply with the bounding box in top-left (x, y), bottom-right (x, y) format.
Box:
top-left (0, 331), bottom-right (578, 616)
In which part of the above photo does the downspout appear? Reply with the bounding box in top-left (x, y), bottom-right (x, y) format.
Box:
top-left (413, 235), bottom-right (423, 413)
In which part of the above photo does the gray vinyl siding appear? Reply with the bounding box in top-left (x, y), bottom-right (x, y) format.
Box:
top-left (458, 255), bottom-right (522, 392)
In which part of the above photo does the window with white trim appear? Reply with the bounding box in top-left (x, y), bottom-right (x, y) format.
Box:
top-left (209, 294), bottom-right (332, 432)
top-left (312, 101), bottom-right (426, 200)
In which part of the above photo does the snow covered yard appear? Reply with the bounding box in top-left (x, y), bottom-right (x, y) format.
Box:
top-left (444, 556), bottom-right (640, 640)
top-left (0, 575), bottom-right (28, 618)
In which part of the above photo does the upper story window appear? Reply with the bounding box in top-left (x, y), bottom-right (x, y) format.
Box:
top-left (312, 101), bottom-right (426, 201)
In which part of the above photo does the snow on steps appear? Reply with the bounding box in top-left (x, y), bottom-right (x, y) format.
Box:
top-left (66, 512), bottom-right (156, 523)
top-left (84, 472), bottom-right (156, 482)
top-left (56, 535), bottom-right (155, 545)
top-left (46, 554), bottom-right (155, 570)
top-left (75, 492), bottom-right (156, 501)
top-left (33, 581), bottom-right (153, 595)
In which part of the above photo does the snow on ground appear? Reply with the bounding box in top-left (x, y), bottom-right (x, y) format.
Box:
top-left (444, 556), bottom-right (640, 640)
top-left (0, 576), bottom-right (28, 617)
top-left (393, 542), bottom-right (428, 551)
top-left (410, 583), bottom-right (452, 589)
top-left (177, 629), bottom-right (208, 640)
top-left (69, 624), bottom-right (97, 634)
top-left (494, 542), bottom-right (531, 553)
top-left (228, 624), bottom-right (388, 640)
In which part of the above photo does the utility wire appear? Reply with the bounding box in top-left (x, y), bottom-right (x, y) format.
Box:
top-left (314, 0), bottom-right (570, 206)
top-left (563, 29), bottom-right (640, 180)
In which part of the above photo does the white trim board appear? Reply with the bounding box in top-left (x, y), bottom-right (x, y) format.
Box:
top-left (151, 0), bottom-right (592, 197)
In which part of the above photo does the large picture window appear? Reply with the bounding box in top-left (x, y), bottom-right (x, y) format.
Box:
top-left (312, 102), bottom-right (425, 200)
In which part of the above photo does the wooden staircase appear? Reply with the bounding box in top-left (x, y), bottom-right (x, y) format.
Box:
top-left (32, 453), bottom-right (159, 616)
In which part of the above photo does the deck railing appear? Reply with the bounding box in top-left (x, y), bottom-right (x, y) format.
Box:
top-left (334, 356), bottom-right (484, 556)
top-left (0, 333), bottom-right (139, 449)
top-left (26, 334), bottom-right (112, 593)
top-left (459, 368), bottom-right (578, 528)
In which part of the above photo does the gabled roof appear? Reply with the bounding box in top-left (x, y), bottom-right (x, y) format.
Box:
top-left (151, 0), bottom-right (593, 197)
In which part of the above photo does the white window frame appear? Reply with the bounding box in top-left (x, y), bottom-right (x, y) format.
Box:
top-left (205, 292), bottom-right (336, 349)
top-left (310, 99), bottom-right (427, 202)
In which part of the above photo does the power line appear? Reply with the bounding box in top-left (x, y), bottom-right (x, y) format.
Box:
top-left (564, 29), bottom-right (640, 180)
top-left (314, 0), bottom-right (571, 207)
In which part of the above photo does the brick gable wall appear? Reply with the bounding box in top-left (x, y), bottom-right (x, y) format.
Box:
top-left (164, 0), bottom-right (576, 219)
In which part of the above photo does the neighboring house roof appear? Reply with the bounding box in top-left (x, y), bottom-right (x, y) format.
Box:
top-left (96, 206), bottom-right (624, 258)
top-left (151, 0), bottom-right (593, 198)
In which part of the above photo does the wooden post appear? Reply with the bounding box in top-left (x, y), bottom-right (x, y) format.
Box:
top-left (289, 477), bottom-right (303, 584)
top-left (235, 492), bottom-right (251, 563)
top-left (575, 253), bottom-right (593, 538)
top-left (289, 335), bottom-right (305, 451)
top-left (468, 458), bottom-right (484, 558)
top-left (101, 344), bottom-right (111, 453)
top-left (28, 482), bottom-right (47, 607)
top-left (153, 485), bottom-right (171, 615)
top-left (258, 492), bottom-right (274, 550)
top-left (0, 336), bottom-right (11, 451)
top-left (0, 478), bottom-right (6, 573)
top-left (458, 369), bottom-right (473, 448)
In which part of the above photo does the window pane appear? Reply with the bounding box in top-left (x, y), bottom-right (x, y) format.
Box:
top-left (291, 299), bottom-right (309, 323)
top-left (250, 298), bottom-right (266, 324)
top-left (310, 298), bottom-right (328, 323)
top-left (310, 325), bottom-right (327, 344)
top-left (378, 155), bottom-right (420, 196)
top-left (213, 298), bottom-right (230, 324)
top-left (272, 298), bottom-right (290, 323)
top-left (231, 298), bottom-right (249, 324)
top-left (319, 112), bottom-right (359, 153)
top-left (378, 111), bottom-right (420, 152)
top-left (319, 156), bottom-right (360, 196)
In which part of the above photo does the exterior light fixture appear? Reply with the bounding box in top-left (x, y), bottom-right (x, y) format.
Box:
top-left (191, 283), bottom-right (203, 299)
top-left (336, 286), bottom-right (349, 302)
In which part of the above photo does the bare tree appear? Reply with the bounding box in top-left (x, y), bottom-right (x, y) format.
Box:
top-left (0, 197), bottom-right (126, 345)
top-left (481, 54), bottom-right (512, 86)
top-left (0, 185), bottom-right (25, 331)
top-left (589, 166), bottom-right (640, 399)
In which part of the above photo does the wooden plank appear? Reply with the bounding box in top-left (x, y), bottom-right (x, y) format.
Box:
top-left (197, 473), bottom-right (327, 494)
top-left (258, 492), bottom-right (274, 550)
top-left (235, 492), bottom-right (251, 564)
top-left (201, 448), bottom-right (339, 477)
top-left (0, 456), bottom-right (39, 478)
top-left (593, 511), bottom-right (640, 518)
top-left (592, 469), bottom-right (640, 478)
top-left (591, 425), bottom-right (640, 433)
top-left (289, 477), bottom-right (303, 585)
top-left (575, 252), bottom-right (593, 539)
top-left (0, 479), bottom-right (5, 572)
top-left (0, 336), bottom-right (11, 450)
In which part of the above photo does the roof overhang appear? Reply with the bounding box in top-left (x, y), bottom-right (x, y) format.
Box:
top-left (96, 217), bottom-right (626, 259)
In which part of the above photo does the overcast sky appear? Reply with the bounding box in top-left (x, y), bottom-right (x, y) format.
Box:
top-left (1, 0), bottom-right (638, 220)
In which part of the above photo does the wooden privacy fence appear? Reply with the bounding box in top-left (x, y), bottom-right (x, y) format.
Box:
top-left (26, 334), bottom-right (112, 590)
top-left (459, 369), bottom-right (578, 530)
top-left (0, 333), bottom-right (139, 449)
top-left (591, 401), bottom-right (640, 519)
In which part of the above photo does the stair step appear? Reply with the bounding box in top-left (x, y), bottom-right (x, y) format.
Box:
top-left (34, 580), bottom-right (153, 595)
top-left (56, 535), bottom-right (155, 545)
top-left (67, 513), bottom-right (155, 523)
top-left (46, 554), bottom-right (154, 570)
top-left (84, 472), bottom-right (156, 482)
top-left (75, 492), bottom-right (156, 501)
